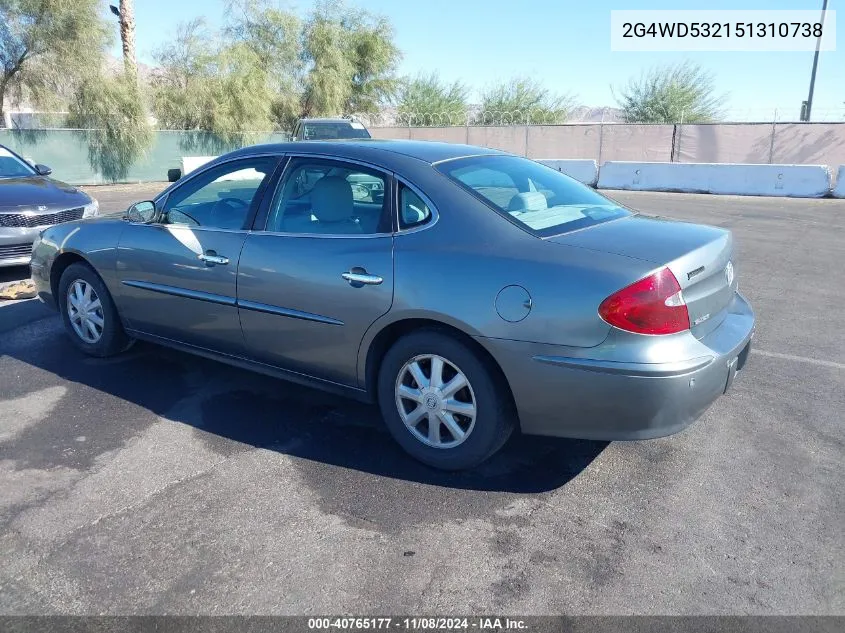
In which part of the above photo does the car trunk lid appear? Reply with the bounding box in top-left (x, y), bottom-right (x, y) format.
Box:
top-left (547, 214), bottom-right (736, 338)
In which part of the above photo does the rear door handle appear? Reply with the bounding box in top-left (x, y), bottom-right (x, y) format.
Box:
top-left (342, 271), bottom-right (383, 286)
top-left (198, 252), bottom-right (229, 265)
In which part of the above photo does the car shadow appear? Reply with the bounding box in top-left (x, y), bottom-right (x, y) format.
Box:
top-left (0, 295), bottom-right (51, 333)
top-left (0, 265), bottom-right (30, 285)
top-left (4, 317), bottom-right (608, 494)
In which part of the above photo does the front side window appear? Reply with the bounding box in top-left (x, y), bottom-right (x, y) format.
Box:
top-left (267, 159), bottom-right (389, 235)
top-left (0, 146), bottom-right (36, 178)
top-left (437, 155), bottom-right (630, 237)
top-left (162, 158), bottom-right (276, 230)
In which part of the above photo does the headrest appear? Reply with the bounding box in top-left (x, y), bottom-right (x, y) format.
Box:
top-left (311, 176), bottom-right (353, 222)
top-left (508, 192), bottom-right (548, 213)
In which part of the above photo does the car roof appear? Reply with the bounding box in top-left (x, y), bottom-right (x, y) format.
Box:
top-left (229, 139), bottom-right (506, 165)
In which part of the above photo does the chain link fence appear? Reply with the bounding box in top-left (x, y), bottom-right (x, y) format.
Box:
top-left (3, 106), bottom-right (844, 183)
top-left (347, 109), bottom-right (845, 167)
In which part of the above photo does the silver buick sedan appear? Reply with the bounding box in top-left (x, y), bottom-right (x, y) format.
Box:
top-left (31, 141), bottom-right (754, 470)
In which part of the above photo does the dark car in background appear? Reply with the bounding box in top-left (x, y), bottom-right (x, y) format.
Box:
top-left (0, 144), bottom-right (99, 267)
top-left (291, 117), bottom-right (371, 141)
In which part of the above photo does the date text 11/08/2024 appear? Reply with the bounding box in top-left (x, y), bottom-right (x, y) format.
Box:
top-left (307, 618), bottom-right (528, 631)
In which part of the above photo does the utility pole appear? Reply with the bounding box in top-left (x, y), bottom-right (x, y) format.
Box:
top-left (802, 0), bottom-right (829, 121)
top-left (110, 1), bottom-right (137, 77)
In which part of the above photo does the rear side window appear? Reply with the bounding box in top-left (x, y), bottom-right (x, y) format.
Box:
top-left (399, 184), bottom-right (432, 229)
top-left (437, 155), bottom-right (630, 237)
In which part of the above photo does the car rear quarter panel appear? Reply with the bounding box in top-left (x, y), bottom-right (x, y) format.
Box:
top-left (359, 163), bottom-right (656, 372)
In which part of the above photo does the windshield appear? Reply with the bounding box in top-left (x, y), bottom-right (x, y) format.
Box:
top-left (437, 155), bottom-right (631, 237)
top-left (0, 146), bottom-right (37, 178)
top-left (302, 122), bottom-right (371, 140)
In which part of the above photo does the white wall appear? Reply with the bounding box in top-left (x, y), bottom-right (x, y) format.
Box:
top-left (597, 162), bottom-right (833, 198)
top-left (536, 159), bottom-right (599, 186)
top-left (833, 166), bottom-right (845, 198)
top-left (181, 156), bottom-right (217, 176)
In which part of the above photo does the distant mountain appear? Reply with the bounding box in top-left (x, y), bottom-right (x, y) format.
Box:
top-left (569, 106), bottom-right (625, 122)
top-left (103, 55), bottom-right (156, 82)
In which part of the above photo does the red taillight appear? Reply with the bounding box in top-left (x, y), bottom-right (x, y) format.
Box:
top-left (599, 267), bottom-right (690, 335)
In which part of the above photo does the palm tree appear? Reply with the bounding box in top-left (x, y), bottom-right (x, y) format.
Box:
top-left (111, 1), bottom-right (137, 76)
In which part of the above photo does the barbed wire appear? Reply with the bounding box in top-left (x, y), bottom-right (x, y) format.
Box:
top-left (348, 109), bottom-right (578, 127)
top-left (347, 107), bottom-right (845, 127)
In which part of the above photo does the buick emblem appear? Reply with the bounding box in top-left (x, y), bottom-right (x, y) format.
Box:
top-left (725, 261), bottom-right (734, 286)
top-left (37, 205), bottom-right (47, 211)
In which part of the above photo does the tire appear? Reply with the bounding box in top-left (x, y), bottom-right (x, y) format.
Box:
top-left (377, 330), bottom-right (514, 470)
top-left (58, 262), bottom-right (132, 357)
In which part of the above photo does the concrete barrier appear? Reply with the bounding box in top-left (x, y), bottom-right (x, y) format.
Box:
top-left (181, 156), bottom-right (217, 176)
top-left (597, 162), bottom-right (833, 198)
top-left (833, 166), bottom-right (845, 198)
top-left (536, 159), bottom-right (599, 186)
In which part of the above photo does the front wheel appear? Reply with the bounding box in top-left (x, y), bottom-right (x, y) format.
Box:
top-left (58, 262), bottom-right (132, 357)
top-left (377, 331), bottom-right (514, 470)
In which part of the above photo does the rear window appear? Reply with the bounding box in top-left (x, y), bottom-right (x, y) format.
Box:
top-left (437, 155), bottom-right (630, 237)
top-left (302, 122), bottom-right (371, 140)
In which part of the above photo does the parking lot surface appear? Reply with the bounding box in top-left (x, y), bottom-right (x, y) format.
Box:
top-left (1, 187), bottom-right (843, 614)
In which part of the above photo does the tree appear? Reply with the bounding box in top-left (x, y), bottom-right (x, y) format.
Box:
top-left (118, 0), bottom-right (137, 76)
top-left (0, 0), bottom-right (110, 124)
top-left (68, 70), bottom-right (153, 182)
top-left (342, 10), bottom-right (400, 114)
top-left (153, 0), bottom-right (401, 136)
top-left (224, 0), bottom-right (302, 128)
top-left (477, 77), bottom-right (574, 125)
top-left (396, 73), bottom-right (469, 126)
top-left (152, 19), bottom-right (219, 130)
top-left (301, 0), bottom-right (401, 118)
top-left (152, 19), bottom-right (275, 149)
top-left (614, 62), bottom-right (725, 124)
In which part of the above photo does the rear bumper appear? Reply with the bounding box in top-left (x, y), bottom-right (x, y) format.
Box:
top-left (479, 292), bottom-right (755, 440)
top-left (0, 227), bottom-right (39, 267)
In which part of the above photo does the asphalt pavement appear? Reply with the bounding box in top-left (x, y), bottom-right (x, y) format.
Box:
top-left (0, 187), bottom-right (842, 614)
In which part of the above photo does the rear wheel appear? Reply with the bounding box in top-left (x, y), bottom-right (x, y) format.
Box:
top-left (377, 331), bottom-right (514, 470)
top-left (58, 262), bottom-right (132, 357)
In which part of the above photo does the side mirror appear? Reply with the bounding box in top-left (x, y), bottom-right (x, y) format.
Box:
top-left (34, 164), bottom-right (52, 176)
top-left (125, 200), bottom-right (157, 224)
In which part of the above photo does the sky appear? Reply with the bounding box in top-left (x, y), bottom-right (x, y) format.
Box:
top-left (120, 0), bottom-right (844, 119)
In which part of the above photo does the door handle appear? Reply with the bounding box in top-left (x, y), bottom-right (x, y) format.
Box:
top-left (342, 270), bottom-right (383, 286)
top-left (198, 252), bottom-right (229, 265)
